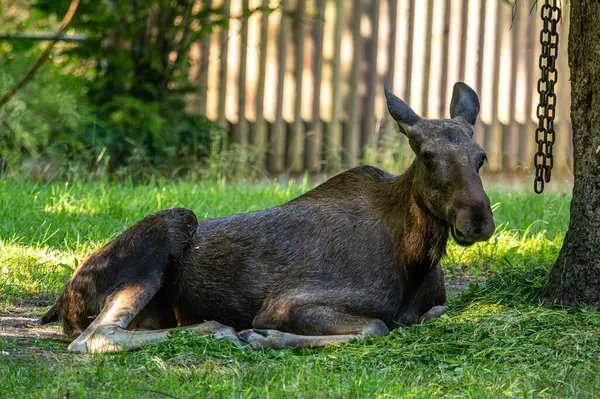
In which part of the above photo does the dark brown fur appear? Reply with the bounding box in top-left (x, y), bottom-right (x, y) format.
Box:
top-left (44, 166), bottom-right (449, 334)
top-left (41, 82), bottom-right (495, 345)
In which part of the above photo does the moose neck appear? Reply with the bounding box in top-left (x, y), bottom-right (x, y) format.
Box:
top-left (378, 165), bottom-right (449, 280)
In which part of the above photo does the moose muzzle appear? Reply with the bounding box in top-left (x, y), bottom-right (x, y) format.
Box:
top-left (451, 201), bottom-right (495, 246)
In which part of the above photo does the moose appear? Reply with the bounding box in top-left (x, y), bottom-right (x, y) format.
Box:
top-left (40, 82), bottom-right (494, 353)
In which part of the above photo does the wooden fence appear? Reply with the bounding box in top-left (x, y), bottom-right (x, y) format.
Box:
top-left (187, 0), bottom-right (572, 174)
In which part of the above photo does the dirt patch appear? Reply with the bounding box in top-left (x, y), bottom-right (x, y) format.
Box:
top-left (0, 301), bottom-right (71, 362)
top-left (0, 301), bottom-right (65, 341)
top-left (446, 277), bottom-right (483, 296)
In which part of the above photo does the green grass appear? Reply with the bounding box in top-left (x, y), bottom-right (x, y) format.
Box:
top-left (1, 177), bottom-right (597, 398)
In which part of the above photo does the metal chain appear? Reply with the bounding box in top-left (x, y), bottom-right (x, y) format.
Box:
top-left (534, 0), bottom-right (561, 194)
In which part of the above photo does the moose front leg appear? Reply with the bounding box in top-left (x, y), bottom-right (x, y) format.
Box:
top-left (239, 329), bottom-right (363, 349)
top-left (242, 305), bottom-right (389, 349)
top-left (413, 265), bottom-right (449, 323)
top-left (420, 305), bottom-right (450, 322)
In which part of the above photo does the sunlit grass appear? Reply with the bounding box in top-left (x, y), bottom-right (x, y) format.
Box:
top-left (0, 241), bottom-right (75, 301)
top-left (1, 177), bottom-right (598, 398)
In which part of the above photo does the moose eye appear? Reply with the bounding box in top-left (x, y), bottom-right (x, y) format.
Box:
top-left (421, 151), bottom-right (435, 166)
top-left (477, 154), bottom-right (487, 171)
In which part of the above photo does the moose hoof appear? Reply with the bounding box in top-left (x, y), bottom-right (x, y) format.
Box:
top-left (210, 326), bottom-right (245, 349)
top-left (239, 329), bottom-right (290, 350)
top-left (420, 305), bottom-right (450, 322)
top-left (361, 319), bottom-right (389, 337)
top-left (190, 321), bottom-right (245, 349)
top-left (67, 325), bottom-right (122, 354)
top-left (67, 339), bottom-right (88, 353)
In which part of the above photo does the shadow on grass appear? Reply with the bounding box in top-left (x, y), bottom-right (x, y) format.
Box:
top-left (2, 260), bottom-right (599, 398)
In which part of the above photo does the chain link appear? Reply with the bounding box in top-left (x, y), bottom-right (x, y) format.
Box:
top-left (534, 0), bottom-right (561, 193)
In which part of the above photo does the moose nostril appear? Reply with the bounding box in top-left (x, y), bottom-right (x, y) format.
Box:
top-left (454, 205), bottom-right (495, 242)
top-left (447, 207), bottom-right (457, 224)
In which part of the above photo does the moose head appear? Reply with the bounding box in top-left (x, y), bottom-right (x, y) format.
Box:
top-left (384, 82), bottom-right (495, 246)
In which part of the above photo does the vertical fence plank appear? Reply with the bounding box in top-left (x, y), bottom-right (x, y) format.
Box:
top-left (269, 0), bottom-right (289, 173)
top-left (438, 0), bottom-right (451, 117)
top-left (520, 1), bottom-right (536, 172)
top-left (327, 0), bottom-right (344, 170)
top-left (399, 0), bottom-right (416, 168)
top-left (360, 0), bottom-right (380, 154)
top-left (421, 0), bottom-right (434, 118)
top-left (487, 0), bottom-right (504, 171)
top-left (234, 0), bottom-right (250, 147)
top-left (343, 0), bottom-right (362, 167)
top-left (252, 0), bottom-right (270, 171)
top-left (306, 0), bottom-right (325, 171)
top-left (196, 0), bottom-right (212, 116)
top-left (217, 0), bottom-right (231, 128)
top-left (382, 0), bottom-right (398, 152)
top-left (504, 1), bottom-right (521, 170)
top-left (287, 0), bottom-right (306, 172)
top-left (457, 0), bottom-right (469, 81)
top-left (384, 0), bottom-right (397, 91)
top-left (474, 0), bottom-right (486, 145)
top-left (403, 0), bottom-right (416, 104)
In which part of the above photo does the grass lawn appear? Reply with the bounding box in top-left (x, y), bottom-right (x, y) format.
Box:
top-left (1, 177), bottom-right (598, 398)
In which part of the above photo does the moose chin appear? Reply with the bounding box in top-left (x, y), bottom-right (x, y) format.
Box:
top-left (40, 82), bottom-right (494, 353)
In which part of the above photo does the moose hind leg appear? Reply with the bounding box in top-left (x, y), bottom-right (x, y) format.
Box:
top-left (243, 305), bottom-right (389, 349)
top-left (67, 281), bottom-right (159, 353)
top-left (64, 208), bottom-right (198, 352)
top-left (128, 286), bottom-right (178, 330)
top-left (55, 208), bottom-right (198, 336)
top-left (68, 281), bottom-right (244, 353)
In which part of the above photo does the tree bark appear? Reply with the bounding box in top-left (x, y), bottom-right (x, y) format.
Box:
top-left (544, 0), bottom-right (600, 307)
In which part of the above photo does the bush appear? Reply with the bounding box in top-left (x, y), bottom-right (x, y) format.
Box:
top-left (0, 47), bottom-right (93, 178)
top-left (0, 46), bottom-right (225, 181)
top-left (0, 1), bottom-right (264, 181)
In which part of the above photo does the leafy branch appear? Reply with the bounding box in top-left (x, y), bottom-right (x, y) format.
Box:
top-left (0, 0), bottom-right (81, 109)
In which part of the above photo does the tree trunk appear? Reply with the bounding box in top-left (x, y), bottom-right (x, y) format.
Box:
top-left (544, 0), bottom-right (600, 307)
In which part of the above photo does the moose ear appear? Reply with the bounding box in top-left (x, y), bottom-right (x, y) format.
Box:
top-left (384, 86), bottom-right (421, 134)
top-left (449, 82), bottom-right (480, 125)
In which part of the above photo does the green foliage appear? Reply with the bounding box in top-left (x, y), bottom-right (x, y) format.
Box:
top-left (0, 0), bottom-right (269, 178)
top-left (0, 47), bottom-right (93, 176)
top-left (33, 0), bottom-right (230, 101)
top-left (87, 96), bottom-right (224, 180)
